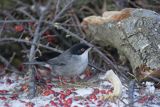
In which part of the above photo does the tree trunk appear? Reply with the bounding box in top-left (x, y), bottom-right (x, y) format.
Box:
top-left (82, 8), bottom-right (160, 81)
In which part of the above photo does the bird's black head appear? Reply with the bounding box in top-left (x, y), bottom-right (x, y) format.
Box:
top-left (69, 43), bottom-right (90, 55)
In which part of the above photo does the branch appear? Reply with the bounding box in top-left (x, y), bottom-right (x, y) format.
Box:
top-left (0, 55), bottom-right (23, 75)
top-left (28, 0), bottom-right (52, 98)
top-left (40, 0), bottom-right (76, 35)
top-left (0, 38), bottom-right (62, 53)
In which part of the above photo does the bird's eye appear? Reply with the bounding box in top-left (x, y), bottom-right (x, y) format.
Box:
top-left (80, 48), bottom-right (85, 52)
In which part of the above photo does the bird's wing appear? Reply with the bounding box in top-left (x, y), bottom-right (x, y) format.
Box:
top-left (47, 51), bottom-right (72, 66)
top-left (23, 61), bottom-right (46, 65)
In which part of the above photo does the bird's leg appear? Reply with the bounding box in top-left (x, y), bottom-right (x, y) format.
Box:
top-left (56, 76), bottom-right (70, 86)
top-left (57, 76), bottom-right (64, 85)
top-left (69, 76), bottom-right (80, 83)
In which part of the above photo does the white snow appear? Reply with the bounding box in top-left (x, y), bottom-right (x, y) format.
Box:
top-left (75, 88), bottom-right (94, 96)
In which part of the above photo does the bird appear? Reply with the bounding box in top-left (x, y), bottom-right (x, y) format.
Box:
top-left (26, 43), bottom-right (92, 79)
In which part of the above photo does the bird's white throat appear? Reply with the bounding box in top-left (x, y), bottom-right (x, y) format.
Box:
top-left (79, 49), bottom-right (89, 62)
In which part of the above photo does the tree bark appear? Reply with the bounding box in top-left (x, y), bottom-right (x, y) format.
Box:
top-left (82, 8), bottom-right (160, 81)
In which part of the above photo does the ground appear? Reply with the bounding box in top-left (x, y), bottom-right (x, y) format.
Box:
top-left (0, 72), bottom-right (159, 107)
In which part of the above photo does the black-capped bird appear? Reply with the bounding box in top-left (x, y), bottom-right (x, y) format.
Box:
top-left (26, 43), bottom-right (91, 79)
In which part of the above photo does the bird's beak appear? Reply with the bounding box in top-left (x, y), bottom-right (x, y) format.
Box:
top-left (88, 47), bottom-right (92, 51)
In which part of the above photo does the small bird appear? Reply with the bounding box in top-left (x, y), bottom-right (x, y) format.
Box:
top-left (27, 43), bottom-right (91, 79)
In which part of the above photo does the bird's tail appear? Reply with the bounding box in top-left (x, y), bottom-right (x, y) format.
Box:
top-left (23, 61), bottom-right (46, 65)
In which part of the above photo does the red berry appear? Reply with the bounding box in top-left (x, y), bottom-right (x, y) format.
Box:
top-left (47, 84), bottom-right (53, 89)
top-left (97, 100), bottom-right (103, 106)
top-left (0, 96), bottom-right (7, 100)
top-left (105, 90), bottom-right (112, 94)
top-left (25, 102), bottom-right (34, 107)
top-left (60, 94), bottom-right (66, 100)
top-left (138, 96), bottom-right (148, 103)
top-left (58, 100), bottom-right (63, 106)
top-left (50, 100), bottom-right (57, 106)
top-left (90, 94), bottom-right (97, 100)
top-left (63, 104), bottom-right (70, 107)
top-left (42, 89), bottom-right (54, 96)
top-left (100, 90), bottom-right (106, 94)
top-left (66, 98), bottom-right (72, 105)
top-left (4, 103), bottom-right (10, 107)
top-left (0, 90), bottom-right (8, 94)
top-left (15, 25), bottom-right (24, 32)
top-left (50, 90), bottom-right (55, 94)
top-left (66, 89), bottom-right (72, 95)
top-left (10, 94), bottom-right (18, 100)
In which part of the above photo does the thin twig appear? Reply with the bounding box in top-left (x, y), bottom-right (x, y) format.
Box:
top-left (32, 0), bottom-right (41, 16)
top-left (53, 0), bottom-right (75, 22)
top-left (1, 10), bottom-right (16, 20)
top-left (0, 38), bottom-right (62, 53)
top-left (0, 55), bottom-right (23, 75)
top-left (16, 8), bottom-right (36, 20)
top-left (0, 19), bottom-right (35, 24)
top-left (0, 17), bottom-right (8, 38)
top-left (88, 63), bottom-right (107, 73)
top-left (5, 52), bottom-right (16, 69)
top-left (40, 0), bottom-right (76, 35)
top-left (55, 0), bottom-right (61, 15)
top-left (128, 79), bottom-right (136, 107)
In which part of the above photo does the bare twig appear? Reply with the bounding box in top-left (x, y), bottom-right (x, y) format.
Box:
top-left (55, 0), bottom-right (61, 15)
top-left (0, 17), bottom-right (8, 38)
top-left (28, 0), bottom-right (52, 98)
top-left (53, 0), bottom-right (75, 22)
top-left (32, 0), bottom-right (41, 16)
top-left (40, 0), bottom-right (76, 35)
top-left (1, 10), bottom-right (16, 20)
top-left (16, 8), bottom-right (36, 20)
top-left (128, 0), bottom-right (140, 8)
top-left (5, 52), bottom-right (16, 69)
top-left (88, 63), bottom-right (107, 73)
top-left (0, 19), bottom-right (35, 24)
top-left (12, 0), bottom-right (30, 7)
top-left (128, 79), bottom-right (136, 107)
top-left (148, 75), bottom-right (160, 83)
top-left (0, 55), bottom-right (23, 75)
top-left (71, 11), bottom-right (86, 38)
top-left (113, 0), bottom-right (128, 9)
top-left (0, 38), bottom-right (62, 53)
